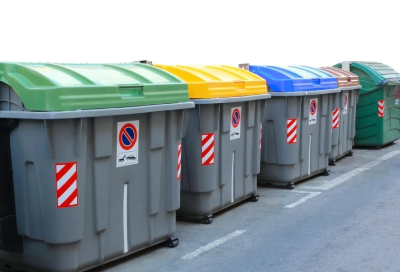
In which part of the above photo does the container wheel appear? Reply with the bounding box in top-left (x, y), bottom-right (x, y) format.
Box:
top-left (250, 194), bottom-right (259, 202)
top-left (203, 215), bottom-right (213, 225)
top-left (165, 236), bottom-right (179, 248)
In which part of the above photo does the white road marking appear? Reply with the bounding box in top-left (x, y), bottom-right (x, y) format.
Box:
top-left (302, 150), bottom-right (400, 191)
top-left (182, 230), bottom-right (246, 260)
top-left (284, 191), bottom-right (322, 209)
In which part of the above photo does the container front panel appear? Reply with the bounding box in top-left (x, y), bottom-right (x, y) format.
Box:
top-left (180, 100), bottom-right (265, 217)
top-left (259, 94), bottom-right (331, 184)
top-left (330, 89), bottom-right (359, 160)
top-left (0, 110), bottom-right (185, 272)
top-left (355, 85), bottom-right (400, 146)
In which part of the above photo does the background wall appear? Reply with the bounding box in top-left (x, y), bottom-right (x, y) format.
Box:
top-left (2, 0), bottom-right (399, 71)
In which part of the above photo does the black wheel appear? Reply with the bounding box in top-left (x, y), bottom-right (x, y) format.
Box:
top-left (251, 194), bottom-right (259, 202)
top-left (348, 151), bottom-right (354, 157)
top-left (329, 161), bottom-right (336, 166)
top-left (166, 236), bottom-right (179, 248)
top-left (203, 215), bottom-right (213, 224)
top-left (324, 170), bottom-right (330, 176)
top-left (286, 183), bottom-right (295, 189)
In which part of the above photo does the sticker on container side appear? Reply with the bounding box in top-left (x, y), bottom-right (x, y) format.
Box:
top-left (343, 93), bottom-right (348, 115)
top-left (378, 100), bottom-right (385, 117)
top-left (55, 162), bottom-right (78, 208)
top-left (201, 133), bottom-right (215, 165)
top-left (230, 107), bottom-right (241, 140)
top-left (309, 99), bottom-right (318, 125)
top-left (177, 143), bottom-right (181, 180)
top-left (117, 121), bottom-right (139, 167)
top-left (332, 108), bottom-right (340, 129)
top-left (395, 88), bottom-right (400, 105)
top-left (287, 118), bottom-right (297, 144)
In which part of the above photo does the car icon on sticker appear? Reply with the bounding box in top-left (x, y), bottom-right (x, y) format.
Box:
top-left (126, 155), bottom-right (136, 160)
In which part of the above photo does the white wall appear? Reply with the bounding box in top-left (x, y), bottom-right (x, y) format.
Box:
top-left (2, 0), bottom-right (399, 71)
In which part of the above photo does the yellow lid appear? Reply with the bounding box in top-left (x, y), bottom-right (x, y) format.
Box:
top-left (154, 65), bottom-right (268, 99)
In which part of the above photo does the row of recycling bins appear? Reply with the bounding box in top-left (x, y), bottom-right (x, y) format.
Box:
top-left (0, 61), bottom-right (399, 272)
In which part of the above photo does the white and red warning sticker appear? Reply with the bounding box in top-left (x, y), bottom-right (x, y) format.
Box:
top-left (201, 133), bottom-right (215, 165)
top-left (332, 108), bottom-right (340, 129)
top-left (396, 88), bottom-right (400, 105)
top-left (287, 118), bottom-right (297, 144)
top-left (378, 100), bottom-right (385, 117)
top-left (343, 93), bottom-right (348, 115)
top-left (230, 107), bottom-right (241, 140)
top-left (177, 142), bottom-right (182, 180)
top-left (117, 120), bottom-right (139, 167)
top-left (309, 99), bottom-right (318, 125)
top-left (55, 162), bottom-right (78, 208)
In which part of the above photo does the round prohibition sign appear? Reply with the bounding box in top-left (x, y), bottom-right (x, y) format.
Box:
top-left (119, 123), bottom-right (137, 151)
top-left (231, 109), bottom-right (241, 128)
top-left (310, 100), bottom-right (317, 115)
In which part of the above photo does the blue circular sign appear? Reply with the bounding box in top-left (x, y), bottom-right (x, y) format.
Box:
top-left (119, 123), bottom-right (137, 150)
top-left (310, 100), bottom-right (317, 115)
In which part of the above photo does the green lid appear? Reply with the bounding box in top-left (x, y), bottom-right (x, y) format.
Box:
top-left (0, 62), bottom-right (190, 111)
top-left (334, 62), bottom-right (400, 86)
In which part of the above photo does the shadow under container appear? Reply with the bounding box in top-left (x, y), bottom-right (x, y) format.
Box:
top-left (248, 65), bottom-right (340, 189)
top-left (155, 64), bottom-right (269, 224)
top-left (319, 67), bottom-right (361, 165)
top-left (0, 62), bottom-right (194, 272)
top-left (334, 61), bottom-right (400, 147)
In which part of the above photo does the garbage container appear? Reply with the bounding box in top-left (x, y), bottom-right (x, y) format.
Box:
top-left (319, 67), bottom-right (361, 165)
top-left (154, 64), bottom-right (269, 224)
top-left (334, 61), bottom-right (400, 147)
top-left (0, 62), bottom-right (194, 272)
top-left (247, 64), bottom-right (340, 189)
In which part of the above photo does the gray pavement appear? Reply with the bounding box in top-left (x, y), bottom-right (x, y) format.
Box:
top-left (88, 141), bottom-right (400, 272)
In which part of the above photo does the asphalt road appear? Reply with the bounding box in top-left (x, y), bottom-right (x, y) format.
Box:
top-left (85, 141), bottom-right (400, 272)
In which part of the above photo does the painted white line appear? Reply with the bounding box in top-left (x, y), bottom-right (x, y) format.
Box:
top-left (182, 230), bottom-right (246, 260)
top-left (123, 183), bottom-right (128, 253)
top-left (284, 191), bottom-right (322, 209)
top-left (302, 150), bottom-right (400, 191)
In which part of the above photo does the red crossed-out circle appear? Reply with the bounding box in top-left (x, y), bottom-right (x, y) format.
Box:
top-left (396, 88), bottom-right (400, 99)
top-left (232, 109), bottom-right (241, 128)
top-left (119, 123), bottom-right (137, 151)
top-left (310, 100), bottom-right (317, 115)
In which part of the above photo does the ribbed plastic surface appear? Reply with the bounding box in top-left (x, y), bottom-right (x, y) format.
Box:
top-left (0, 62), bottom-right (189, 111)
top-left (249, 65), bottom-right (338, 92)
top-left (154, 65), bottom-right (267, 98)
top-left (319, 67), bottom-right (360, 88)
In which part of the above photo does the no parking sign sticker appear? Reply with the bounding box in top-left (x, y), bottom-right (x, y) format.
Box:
top-left (308, 99), bottom-right (318, 125)
top-left (343, 93), bottom-right (348, 115)
top-left (117, 120), bottom-right (139, 167)
top-left (230, 107), bottom-right (241, 140)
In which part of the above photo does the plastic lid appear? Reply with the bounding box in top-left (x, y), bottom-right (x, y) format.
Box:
top-left (334, 62), bottom-right (400, 86)
top-left (153, 65), bottom-right (267, 99)
top-left (0, 62), bottom-right (189, 111)
top-left (249, 65), bottom-right (338, 92)
top-left (319, 67), bottom-right (360, 88)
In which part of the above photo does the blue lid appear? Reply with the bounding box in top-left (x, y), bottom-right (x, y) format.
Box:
top-left (249, 65), bottom-right (338, 92)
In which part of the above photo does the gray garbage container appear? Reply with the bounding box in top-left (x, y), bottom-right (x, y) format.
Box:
top-left (155, 64), bottom-right (269, 223)
top-left (0, 62), bottom-right (194, 272)
top-left (319, 67), bottom-right (361, 165)
top-left (247, 65), bottom-right (340, 189)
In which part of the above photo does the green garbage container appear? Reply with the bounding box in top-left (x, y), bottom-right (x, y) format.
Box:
top-left (0, 62), bottom-right (194, 272)
top-left (335, 61), bottom-right (400, 147)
